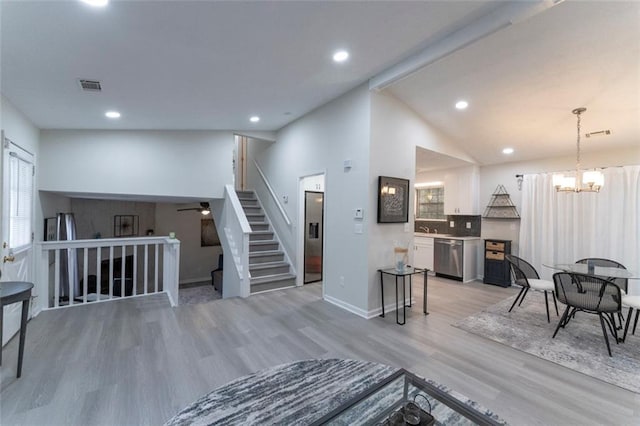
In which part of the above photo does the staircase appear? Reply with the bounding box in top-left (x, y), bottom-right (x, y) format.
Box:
top-left (236, 190), bottom-right (296, 293)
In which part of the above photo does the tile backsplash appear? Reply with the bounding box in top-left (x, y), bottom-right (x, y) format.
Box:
top-left (415, 215), bottom-right (481, 237)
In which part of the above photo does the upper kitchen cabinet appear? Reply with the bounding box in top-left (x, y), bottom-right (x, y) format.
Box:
top-left (444, 165), bottom-right (479, 215)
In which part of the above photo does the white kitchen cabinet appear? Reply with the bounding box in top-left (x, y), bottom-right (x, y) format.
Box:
top-left (444, 166), bottom-right (480, 215)
top-left (413, 236), bottom-right (434, 270)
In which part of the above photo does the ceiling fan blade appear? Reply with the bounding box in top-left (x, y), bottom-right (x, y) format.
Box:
top-left (177, 208), bottom-right (202, 212)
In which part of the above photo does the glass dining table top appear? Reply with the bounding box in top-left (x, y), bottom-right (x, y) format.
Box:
top-left (544, 263), bottom-right (638, 279)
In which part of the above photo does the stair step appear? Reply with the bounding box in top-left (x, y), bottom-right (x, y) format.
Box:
top-left (242, 206), bottom-right (263, 214)
top-left (249, 231), bottom-right (274, 241)
top-left (249, 240), bottom-right (279, 252)
top-left (249, 250), bottom-right (285, 264)
top-left (249, 223), bottom-right (270, 232)
top-left (240, 199), bottom-right (259, 207)
top-left (250, 273), bottom-right (296, 293)
top-left (250, 261), bottom-right (290, 277)
top-left (236, 191), bottom-right (255, 199)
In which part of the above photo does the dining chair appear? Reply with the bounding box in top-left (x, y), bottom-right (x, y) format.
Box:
top-left (575, 258), bottom-right (628, 295)
top-left (621, 295), bottom-right (640, 342)
top-left (505, 255), bottom-right (559, 323)
top-left (576, 258), bottom-right (628, 329)
top-left (552, 272), bottom-right (622, 356)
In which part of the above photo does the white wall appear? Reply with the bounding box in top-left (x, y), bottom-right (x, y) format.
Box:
top-left (255, 84), bottom-right (372, 313)
top-left (39, 130), bottom-right (235, 199)
top-left (369, 91), bottom-right (461, 312)
top-left (155, 203), bottom-right (220, 284)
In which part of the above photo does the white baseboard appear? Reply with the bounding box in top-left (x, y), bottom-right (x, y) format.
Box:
top-left (323, 294), bottom-right (414, 320)
top-left (323, 294), bottom-right (369, 319)
top-left (366, 298), bottom-right (414, 319)
top-left (179, 277), bottom-right (211, 286)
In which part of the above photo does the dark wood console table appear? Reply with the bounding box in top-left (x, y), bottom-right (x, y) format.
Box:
top-left (0, 281), bottom-right (34, 378)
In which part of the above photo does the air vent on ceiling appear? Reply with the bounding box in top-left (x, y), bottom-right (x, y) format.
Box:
top-left (78, 79), bottom-right (102, 92)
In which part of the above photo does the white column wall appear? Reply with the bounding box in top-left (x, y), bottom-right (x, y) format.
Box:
top-left (256, 84), bottom-right (372, 313)
top-left (369, 91), bottom-right (463, 312)
top-left (39, 130), bottom-right (235, 199)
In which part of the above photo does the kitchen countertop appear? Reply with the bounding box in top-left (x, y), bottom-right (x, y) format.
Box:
top-left (414, 232), bottom-right (481, 241)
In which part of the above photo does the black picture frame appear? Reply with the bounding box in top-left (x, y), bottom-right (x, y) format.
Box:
top-left (114, 215), bottom-right (139, 237)
top-left (44, 217), bottom-right (57, 241)
top-left (377, 176), bottom-right (410, 223)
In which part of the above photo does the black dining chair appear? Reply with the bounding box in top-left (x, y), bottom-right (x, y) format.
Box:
top-left (505, 255), bottom-right (559, 323)
top-left (552, 272), bottom-right (622, 356)
top-left (575, 258), bottom-right (628, 294)
top-left (576, 258), bottom-right (628, 329)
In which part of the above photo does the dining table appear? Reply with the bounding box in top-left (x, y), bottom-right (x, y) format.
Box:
top-left (543, 263), bottom-right (638, 280)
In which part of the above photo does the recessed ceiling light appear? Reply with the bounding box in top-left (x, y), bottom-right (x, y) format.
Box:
top-left (333, 50), bottom-right (349, 63)
top-left (250, 116), bottom-right (260, 123)
top-left (455, 100), bottom-right (469, 110)
top-left (105, 111), bottom-right (121, 119)
top-left (502, 147), bottom-right (514, 154)
top-left (80, 0), bottom-right (109, 7)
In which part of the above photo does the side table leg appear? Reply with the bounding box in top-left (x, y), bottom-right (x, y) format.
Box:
top-left (423, 270), bottom-right (429, 315)
top-left (17, 298), bottom-right (29, 378)
top-left (380, 271), bottom-right (385, 318)
top-left (408, 275), bottom-right (412, 307)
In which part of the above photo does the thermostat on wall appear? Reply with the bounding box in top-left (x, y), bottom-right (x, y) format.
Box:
top-left (354, 208), bottom-right (364, 219)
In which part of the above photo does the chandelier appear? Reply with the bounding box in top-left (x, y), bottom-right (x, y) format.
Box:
top-left (552, 107), bottom-right (604, 193)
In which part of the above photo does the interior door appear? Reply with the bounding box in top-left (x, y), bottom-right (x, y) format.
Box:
top-left (304, 191), bottom-right (324, 284)
top-left (1, 132), bottom-right (35, 346)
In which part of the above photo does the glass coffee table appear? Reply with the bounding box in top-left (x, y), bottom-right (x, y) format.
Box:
top-left (311, 369), bottom-right (505, 425)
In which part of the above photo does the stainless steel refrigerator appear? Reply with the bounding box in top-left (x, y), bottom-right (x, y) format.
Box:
top-left (304, 191), bottom-right (324, 284)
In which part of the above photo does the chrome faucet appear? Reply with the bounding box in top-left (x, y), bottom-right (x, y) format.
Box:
top-left (419, 226), bottom-right (430, 233)
top-left (433, 229), bottom-right (438, 234)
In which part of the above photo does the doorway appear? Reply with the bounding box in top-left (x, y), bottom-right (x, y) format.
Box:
top-left (1, 132), bottom-right (35, 345)
top-left (304, 191), bottom-right (324, 284)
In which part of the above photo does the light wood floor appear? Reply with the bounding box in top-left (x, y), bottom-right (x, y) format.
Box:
top-left (1, 277), bottom-right (638, 425)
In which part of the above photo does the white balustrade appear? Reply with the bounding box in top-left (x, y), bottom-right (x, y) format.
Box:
top-left (36, 236), bottom-right (180, 310)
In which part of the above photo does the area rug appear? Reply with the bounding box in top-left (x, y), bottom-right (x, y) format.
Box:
top-left (454, 294), bottom-right (640, 394)
top-left (178, 282), bottom-right (221, 305)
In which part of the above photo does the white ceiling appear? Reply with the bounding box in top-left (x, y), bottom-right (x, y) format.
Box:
top-left (390, 1), bottom-right (640, 166)
top-left (1, 0), bottom-right (493, 130)
top-left (2, 1), bottom-right (638, 166)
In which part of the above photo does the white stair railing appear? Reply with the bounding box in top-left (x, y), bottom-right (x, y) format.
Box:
top-left (36, 236), bottom-right (180, 310)
top-left (211, 185), bottom-right (252, 298)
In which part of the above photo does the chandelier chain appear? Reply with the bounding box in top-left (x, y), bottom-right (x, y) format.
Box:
top-left (576, 110), bottom-right (581, 170)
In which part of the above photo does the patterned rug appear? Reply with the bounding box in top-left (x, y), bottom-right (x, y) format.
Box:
top-left (179, 282), bottom-right (221, 305)
top-left (454, 294), bottom-right (640, 393)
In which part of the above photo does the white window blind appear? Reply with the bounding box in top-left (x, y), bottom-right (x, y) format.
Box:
top-left (9, 153), bottom-right (34, 249)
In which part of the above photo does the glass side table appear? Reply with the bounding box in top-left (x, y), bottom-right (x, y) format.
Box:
top-left (378, 266), bottom-right (428, 325)
top-left (311, 369), bottom-right (504, 425)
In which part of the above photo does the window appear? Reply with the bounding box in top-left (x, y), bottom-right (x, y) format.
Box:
top-left (416, 186), bottom-right (445, 220)
top-left (8, 153), bottom-right (34, 249)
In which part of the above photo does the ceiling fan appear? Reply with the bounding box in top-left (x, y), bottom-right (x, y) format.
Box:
top-left (177, 202), bottom-right (211, 215)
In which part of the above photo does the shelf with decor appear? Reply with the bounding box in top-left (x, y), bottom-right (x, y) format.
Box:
top-left (483, 184), bottom-right (520, 219)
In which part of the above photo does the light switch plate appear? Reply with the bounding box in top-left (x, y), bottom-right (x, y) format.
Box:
top-left (450, 221), bottom-right (455, 227)
top-left (466, 222), bottom-right (471, 229)
top-left (354, 223), bottom-right (363, 234)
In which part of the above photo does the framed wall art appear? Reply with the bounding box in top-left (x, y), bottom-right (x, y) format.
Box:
top-left (114, 215), bottom-right (139, 237)
top-left (377, 176), bottom-right (410, 223)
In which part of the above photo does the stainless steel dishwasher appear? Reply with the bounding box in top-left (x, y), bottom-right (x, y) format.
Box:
top-left (434, 238), bottom-right (463, 280)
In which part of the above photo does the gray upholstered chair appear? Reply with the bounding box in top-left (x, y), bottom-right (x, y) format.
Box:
top-left (505, 255), bottom-right (559, 323)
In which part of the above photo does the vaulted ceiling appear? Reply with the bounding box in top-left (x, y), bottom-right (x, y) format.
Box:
top-left (2, 1), bottom-right (639, 165)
